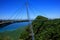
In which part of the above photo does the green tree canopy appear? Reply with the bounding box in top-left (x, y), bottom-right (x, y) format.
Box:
top-left (20, 16), bottom-right (60, 40)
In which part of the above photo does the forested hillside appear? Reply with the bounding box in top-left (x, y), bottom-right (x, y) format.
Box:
top-left (20, 16), bottom-right (60, 40)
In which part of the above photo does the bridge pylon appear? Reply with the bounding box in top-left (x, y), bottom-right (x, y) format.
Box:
top-left (25, 0), bottom-right (35, 40)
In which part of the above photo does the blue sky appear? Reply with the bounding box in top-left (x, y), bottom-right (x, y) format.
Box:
top-left (0, 0), bottom-right (60, 20)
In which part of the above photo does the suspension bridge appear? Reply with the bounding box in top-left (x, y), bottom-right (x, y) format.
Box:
top-left (0, 0), bottom-right (47, 40)
top-left (0, 0), bottom-right (46, 28)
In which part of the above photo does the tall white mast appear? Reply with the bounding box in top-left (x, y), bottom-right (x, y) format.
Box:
top-left (26, 0), bottom-right (34, 40)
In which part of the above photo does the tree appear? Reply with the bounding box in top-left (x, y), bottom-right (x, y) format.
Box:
top-left (20, 16), bottom-right (60, 40)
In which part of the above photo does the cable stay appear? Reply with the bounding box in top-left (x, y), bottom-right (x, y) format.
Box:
top-left (7, 4), bottom-right (25, 20)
